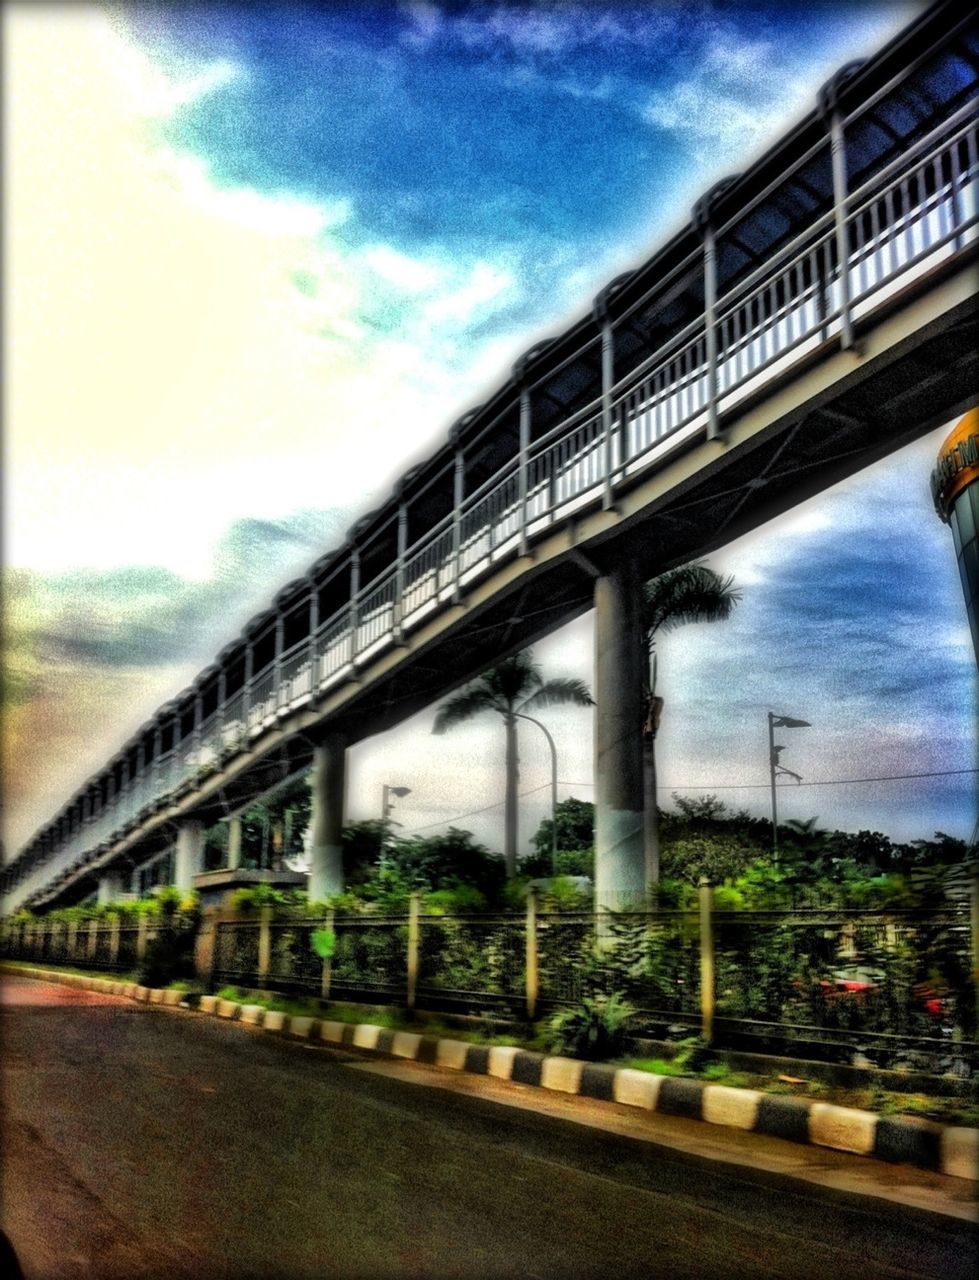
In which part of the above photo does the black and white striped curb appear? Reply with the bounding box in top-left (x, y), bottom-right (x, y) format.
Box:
top-left (8, 965), bottom-right (978, 1182)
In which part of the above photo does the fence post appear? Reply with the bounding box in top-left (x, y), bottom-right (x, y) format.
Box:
top-left (67, 920), bottom-right (78, 961)
top-left (699, 878), bottom-right (715, 1044)
top-left (109, 914), bottom-right (120, 968)
top-left (258, 906), bottom-right (272, 987)
top-left (321, 908), bottom-right (335, 1001)
top-left (971, 861), bottom-right (979, 1033)
top-left (137, 913), bottom-right (148, 962)
top-left (88, 918), bottom-right (98, 960)
top-left (407, 893), bottom-right (420, 1011)
top-left (526, 887), bottom-right (539, 1022)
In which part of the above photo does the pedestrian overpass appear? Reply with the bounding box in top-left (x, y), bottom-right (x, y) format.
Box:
top-left (4, 1), bottom-right (976, 913)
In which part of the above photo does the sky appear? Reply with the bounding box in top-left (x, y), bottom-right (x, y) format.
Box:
top-left (4, 0), bottom-right (976, 863)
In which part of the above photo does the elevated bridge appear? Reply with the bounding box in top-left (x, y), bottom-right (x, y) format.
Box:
top-left (4, 1), bottom-right (977, 913)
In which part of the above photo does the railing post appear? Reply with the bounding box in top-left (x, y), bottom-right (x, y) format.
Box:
top-left (243, 642), bottom-right (254, 735)
top-left (407, 892), bottom-right (420, 1011)
top-left (191, 692), bottom-right (203, 782)
top-left (517, 382), bottom-right (531, 556)
top-left (274, 610), bottom-right (285, 711)
top-left (971, 860), bottom-right (979, 1033)
top-left (702, 221), bottom-right (720, 439)
top-left (828, 108), bottom-right (854, 350)
top-left (307, 582), bottom-right (320, 689)
top-left (691, 179), bottom-right (737, 441)
top-left (818, 62), bottom-right (863, 352)
top-left (109, 913), bottom-right (120, 968)
top-left (348, 548), bottom-right (361, 668)
top-left (258, 906), bottom-right (272, 987)
top-left (526, 887), bottom-right (539, 1022)
top-left (393, 499), bottom-right (407, 641)
top-left (321, 907), bottom-right (335, 1001)
top-left (137, 912), bottom-right (148, 963)
top-left (88, 917), bottom-right (98, 961)
top-left (452, 446), bottom-right (465, 603)
top-left (601, 316), bottom-right (616, 509)
top-left (699, 878), bottom-right (715, 1044)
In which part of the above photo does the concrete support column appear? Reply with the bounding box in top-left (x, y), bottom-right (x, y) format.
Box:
top-left (174, 820), bottom-right (205, 892)
top-left (309, 732), bottom-right (346, 903)
top-left (97, 870), bottom-right (124, 906)
top-left (593, 559), bottom-right (645, 912)
top-left (227, 816), bottom-right (243, 870)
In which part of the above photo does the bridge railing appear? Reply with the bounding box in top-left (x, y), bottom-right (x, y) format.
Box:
top-left (10, 87), bottom-right (978, 907)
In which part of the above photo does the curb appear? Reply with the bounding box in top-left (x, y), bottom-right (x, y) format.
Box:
top-left (6, 964), bottom-right (977, 1181)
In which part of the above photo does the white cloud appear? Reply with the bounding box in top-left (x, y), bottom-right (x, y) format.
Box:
top-left (4, 5), bottom-right (531, 577)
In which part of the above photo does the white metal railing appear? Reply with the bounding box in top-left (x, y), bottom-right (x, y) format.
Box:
top-left (12, 99), bottom-right (977, 908)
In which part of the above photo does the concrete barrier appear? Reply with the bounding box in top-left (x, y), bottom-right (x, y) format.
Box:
top-left (809, 1103), bottom-right (878, 1155)
top-left (541, 1056), bottom-right (584, 1095)
top-left (703, 1084), bottom-right (762, 1131)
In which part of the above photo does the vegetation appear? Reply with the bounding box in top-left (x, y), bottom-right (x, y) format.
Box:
top-left (548, 992), bottom-right (635, 1061)
top-left (432, 650), bottom-right (593, 877)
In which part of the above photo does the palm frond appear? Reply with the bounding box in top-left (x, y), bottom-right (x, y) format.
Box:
top-left (642, 564), bottom-right (741, 642)
top-left (483, 651), bottom-right (542, 705)
top-left (432, 687), bottom-right (502, 734)
top-left (520, 677), bottom-right (594, 712)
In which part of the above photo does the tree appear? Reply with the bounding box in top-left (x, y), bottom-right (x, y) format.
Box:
top-left (433, 650), bottom-right (593, 878)
top-left (530, 797), bottom-right (594, 857)
top-left (641, 565), bottom-right (741, 891)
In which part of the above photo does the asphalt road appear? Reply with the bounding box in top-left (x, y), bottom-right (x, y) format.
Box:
top-left (1, 975), bottom-right (976, 1280)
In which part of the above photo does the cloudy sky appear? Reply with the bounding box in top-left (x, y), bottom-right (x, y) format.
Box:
top-left (4, 0), bottom-right (975, 862)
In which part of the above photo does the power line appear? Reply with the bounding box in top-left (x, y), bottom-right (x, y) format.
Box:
top-left (402, 769), bottom-right (976, 834)
top-left (557, 768), bottom-right (977, 791)
top-left (402, 782), bottom-right (552, 834)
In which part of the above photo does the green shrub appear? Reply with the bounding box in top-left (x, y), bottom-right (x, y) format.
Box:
top-left (547, 992), bottom-right (634, 1061)
top-left (137, 916), bottom-right (197, 988)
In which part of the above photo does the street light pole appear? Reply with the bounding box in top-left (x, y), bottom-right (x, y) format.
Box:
top-left (381, 785), bottom-right (411, 855)
top-left (516, 713), bottom-right (558, 877)
top-left (768, 712), bottom-right (778, 856)
top-left (767, 712), bottom-right (811, 859)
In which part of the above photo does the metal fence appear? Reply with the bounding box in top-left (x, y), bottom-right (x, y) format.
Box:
top-left (0, 914), bottom-right (186, 975)
top-left (4, 891), bottom-right (974, 1071)
top-left (198, 891), bottom-right (978, 1072)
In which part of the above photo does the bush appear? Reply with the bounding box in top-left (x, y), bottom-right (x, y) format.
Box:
top-left (547, 992), bottom-right (634, 1061)
top-left (137, 916), bottom-right (198, 987)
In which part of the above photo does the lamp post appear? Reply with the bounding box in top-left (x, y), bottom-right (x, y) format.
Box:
top-left (516, 713), bottom-right (558, 877)
top-left (768, 712), bottom-right (811, 858)
top-left (382, 785), bottom-right (411, 823)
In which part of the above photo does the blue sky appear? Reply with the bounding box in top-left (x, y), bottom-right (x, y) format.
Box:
top-left (5, 0), bottom-right (975, 856)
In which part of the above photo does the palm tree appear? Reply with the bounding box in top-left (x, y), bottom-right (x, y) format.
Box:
top-left (433, 651), bottom-right (593, 878)
top-left (641, 564), bottom-right (741, 891)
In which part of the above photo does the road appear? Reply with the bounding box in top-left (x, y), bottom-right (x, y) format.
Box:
top-left (1, 974), bottom-right (976, 1280)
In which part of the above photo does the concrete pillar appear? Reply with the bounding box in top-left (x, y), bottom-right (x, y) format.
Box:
top-left (97, 870), bottom-right (124, 905)
top-left (309, 732), bottom-right (346, 902)
top-left (227, 816), bottom-right (242, 870)
top-left (594, 559), bottom-right (645, 912)
top-left (174, 820), bottom-right (204, 892)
